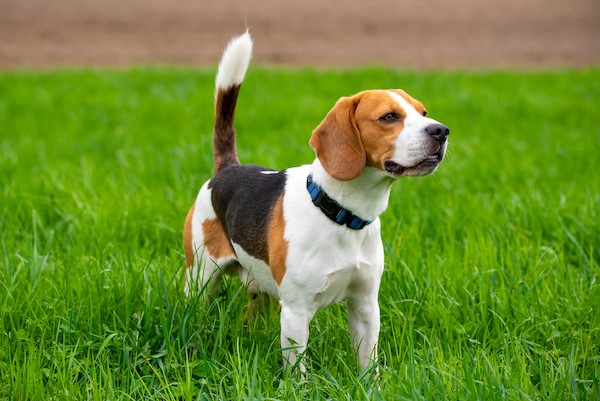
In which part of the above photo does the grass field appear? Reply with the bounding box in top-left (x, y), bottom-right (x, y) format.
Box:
top-left (0, 67), bottom-right (599, 400)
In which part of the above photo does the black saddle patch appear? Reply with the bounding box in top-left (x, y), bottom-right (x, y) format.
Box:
top-left (208, 164), bottom-right (287, 263)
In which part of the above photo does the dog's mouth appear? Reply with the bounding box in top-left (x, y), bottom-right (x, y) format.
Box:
top-left (384, 150), bottom-right (444, 177)
top-left (383, 160), bottom-right (406, 175)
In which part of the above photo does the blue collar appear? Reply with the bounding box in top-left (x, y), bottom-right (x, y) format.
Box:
top-left (306, 174), bottom-right (372, 230)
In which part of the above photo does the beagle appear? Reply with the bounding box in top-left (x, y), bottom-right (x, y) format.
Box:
top-left (183, 32), bottom-right (449, 373)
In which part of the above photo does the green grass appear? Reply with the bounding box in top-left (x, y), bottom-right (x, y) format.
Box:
top-left (0, 67), bottom-right (599, 400)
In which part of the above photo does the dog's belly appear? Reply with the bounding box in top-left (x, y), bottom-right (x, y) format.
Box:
top-left (232, 242), bottom-right (280, 299)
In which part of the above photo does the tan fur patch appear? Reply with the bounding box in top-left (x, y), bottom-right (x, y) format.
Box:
top-left (183, 204), bottom-right (195, 268)
top-left (353, 90), bottom-right (407, 169)
top-left (267, 195), bottom-right (288, 284)
top-left (202, 217), bottom-right (236, 259)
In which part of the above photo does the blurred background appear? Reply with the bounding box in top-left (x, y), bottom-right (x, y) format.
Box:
top-left (1, 0), bottom-right (599, 69)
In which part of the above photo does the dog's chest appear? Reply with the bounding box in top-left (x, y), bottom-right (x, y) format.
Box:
top-left (313, 268), bottom-right (357, 308)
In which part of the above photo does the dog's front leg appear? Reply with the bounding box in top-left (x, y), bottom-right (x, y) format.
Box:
top-left (347, 292), bottom-right (380, 371)
top-left (280, 303), bottom-right (314, 374)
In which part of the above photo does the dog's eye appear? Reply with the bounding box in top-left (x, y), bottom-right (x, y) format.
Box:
top-left (422, 110), bottom-right (428, 117)
top-left (379, 112), bottom-right (400, 122)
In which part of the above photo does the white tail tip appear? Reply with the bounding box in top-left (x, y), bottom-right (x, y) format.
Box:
top-left (215, 31), bottom-right (253, 89)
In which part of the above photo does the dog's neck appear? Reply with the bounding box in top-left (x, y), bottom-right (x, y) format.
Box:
top-left (310, 159), bottom-right (395, 222)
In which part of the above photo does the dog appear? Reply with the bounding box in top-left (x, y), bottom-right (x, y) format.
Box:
top-left (183, 32), bottom-right (449, 373)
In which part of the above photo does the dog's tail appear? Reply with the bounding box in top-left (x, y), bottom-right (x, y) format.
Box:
top-left (213, 31), bottom-right (253, 174)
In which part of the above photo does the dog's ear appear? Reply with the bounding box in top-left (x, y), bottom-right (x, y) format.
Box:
top-left (309, 96), bottom-right (366, 181)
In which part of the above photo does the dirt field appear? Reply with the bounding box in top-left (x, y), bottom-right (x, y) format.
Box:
top-left (1, 0), bottom-right (599, 69)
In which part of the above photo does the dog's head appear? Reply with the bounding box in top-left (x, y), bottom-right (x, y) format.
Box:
top-left (310, 90), bottom-right (449, 181)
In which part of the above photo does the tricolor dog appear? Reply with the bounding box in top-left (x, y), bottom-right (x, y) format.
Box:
top-left (183, 32), bottom-right (449, 372)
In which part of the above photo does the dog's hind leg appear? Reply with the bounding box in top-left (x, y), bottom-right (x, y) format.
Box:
top-left (184, 248), bottom-right (226, 299)
top-left (183, 185), bottom-right (238, 299)
top-left (243, 280), bottom-right (275, 322)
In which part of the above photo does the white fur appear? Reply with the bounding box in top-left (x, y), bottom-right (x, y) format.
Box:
top-left (215, 31), bottom-right (253, 89)
top-left (231, 243), bottom-right (280, 299)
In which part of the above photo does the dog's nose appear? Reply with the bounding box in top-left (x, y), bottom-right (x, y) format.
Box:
top-left (425, 123), bottom-right (450, 143)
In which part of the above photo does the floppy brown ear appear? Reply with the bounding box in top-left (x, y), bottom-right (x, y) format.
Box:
top-left (309, 96), bottom-right (366, 181)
